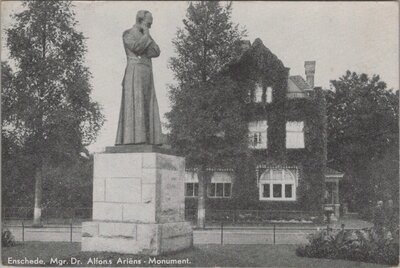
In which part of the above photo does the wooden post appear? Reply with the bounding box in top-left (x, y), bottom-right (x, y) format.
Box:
top-left (221, 221), bottom-right (224, 245)
top-left (273, 224), bottom-right (276, 245)
top-left (70, 221), bottom-right (73, 242)
top-left (22, 221), bottom-right (24, 242)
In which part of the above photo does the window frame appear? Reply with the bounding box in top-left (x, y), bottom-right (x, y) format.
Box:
top-left (286, 121), bottom-right (305, 149)
top-left (185, 182), bottom-right (199, 198)
top-left (266, 86), bottom-right (273, 103)
top-left (254, 83), bottom-right (263, 103)
top-left (208, 182), bottom-right (232, 198)
top-left (248, 121), bottom-right (268, 149)
top-left (259, 169), bottom-right (297, 201)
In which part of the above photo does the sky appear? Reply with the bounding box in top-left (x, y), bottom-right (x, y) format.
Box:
top-left (1, 1), bottom-right (398, 153)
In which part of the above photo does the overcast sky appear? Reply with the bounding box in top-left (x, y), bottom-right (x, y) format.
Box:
top-left (2, 1), bottom-right (398, 152)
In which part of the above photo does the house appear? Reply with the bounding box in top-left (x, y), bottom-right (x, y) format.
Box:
top-left (184, 39), bottom-right (343, 220)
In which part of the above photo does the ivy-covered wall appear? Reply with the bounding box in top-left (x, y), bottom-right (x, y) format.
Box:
top-left (185, 39), bottom-right (327, 214)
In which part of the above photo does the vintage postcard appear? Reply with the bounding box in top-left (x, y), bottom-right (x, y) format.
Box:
top-left (1, 1), bottom-right (398, 267)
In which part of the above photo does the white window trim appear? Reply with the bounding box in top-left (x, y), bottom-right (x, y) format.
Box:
top-left (259, 182), bottom-right (296, 201)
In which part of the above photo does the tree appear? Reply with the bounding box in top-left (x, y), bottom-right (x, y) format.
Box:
top-left (166, 1), bottom-right (248, 228)
top-left (326, 71), bottom-right (398, 211)
top-left (2, 61), bottom-right (37, 211)
top-left (4, 1), bottom-right (104, 225)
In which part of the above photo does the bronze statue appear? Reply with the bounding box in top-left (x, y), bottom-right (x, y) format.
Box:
top-left (115, 10), bottom-right (162, 145)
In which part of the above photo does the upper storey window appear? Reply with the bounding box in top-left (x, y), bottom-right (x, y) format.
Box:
top-left (255, 84), bottom-right (263, 102)
top-left (286, 121), bottom-right (305, 149)
top-left (249, 121), bottom-right (267, 149)
top-left (266, 86), bottom-right (272, 103)
top-left (254, 84), bottom-right (273, 103)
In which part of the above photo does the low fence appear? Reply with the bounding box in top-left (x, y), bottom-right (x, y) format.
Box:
top-left (2, 221), bottom-right (353, 245)
top-left (2, 207), bottom-right (92, 224)
top-left (3, 222), bottom-right (82, 243)
top-left (210, 223), bottom-right (349, 245)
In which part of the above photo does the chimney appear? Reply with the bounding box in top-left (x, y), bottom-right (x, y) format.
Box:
top-left (304, 61), bottom-right (316, 88)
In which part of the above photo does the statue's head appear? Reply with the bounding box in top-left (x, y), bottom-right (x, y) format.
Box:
top-left (136, 10), bottom-right (153, 29)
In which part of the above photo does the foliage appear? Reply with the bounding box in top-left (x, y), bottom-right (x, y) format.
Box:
top-left (326, 71), bottom-right (399, 210)
top-left (296, 227), bottom-right (399, 265)
top-left (167, 1), bottom-right (247, 227)
top-left (167, 77), bottom-right (249, 167)
top-left (42, 155), bottom-right (93, 208)
top-left (4, 1), bottom-right (104, 162)
top-left (169, 1), bottom-right (246, 86)
top-left (2, 229), bottom-right (16, 247)
top-left (2, 1), bottom-right (104, 215)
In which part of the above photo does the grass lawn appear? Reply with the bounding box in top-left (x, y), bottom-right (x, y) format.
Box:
top-left (2, 242), bottom-right (388, 267)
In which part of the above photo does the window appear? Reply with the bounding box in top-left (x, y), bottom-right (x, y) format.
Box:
top-left (286, 121), bottom-right (305, 149)
top-left (266, 86), bottom-right (273, 103)
top-left (248, 121), bottom-right (267, 149)
top-left (185, 183), bottom-right (198, 197)
top-left (208, 183), bottom-right (231, 198)
top-left (255, 83), bottom-right (263, 102)
top-left (259, 169), bottom-right (297, 201)
top-left (285, 184), bottom-right (292, 198)
top-left (263, 184), bottom-right (270, 198)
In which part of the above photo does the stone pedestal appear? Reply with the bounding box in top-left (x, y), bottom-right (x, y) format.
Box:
top-left (81, 147), bottom-right (193, 255)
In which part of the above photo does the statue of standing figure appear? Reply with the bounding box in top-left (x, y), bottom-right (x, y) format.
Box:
top-left (115, 10), bottom-right (162, 145)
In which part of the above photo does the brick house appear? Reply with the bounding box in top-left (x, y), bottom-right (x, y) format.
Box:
top-left (184, 39), bottom-right (343, 221)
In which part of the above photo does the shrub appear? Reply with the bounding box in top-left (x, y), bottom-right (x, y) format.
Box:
top-left (2, 228), bottom-right (16, 247)
top-left (296, 227), bottom-right (399, 266)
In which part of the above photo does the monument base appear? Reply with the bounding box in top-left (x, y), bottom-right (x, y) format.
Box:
top-left (81, 151), bottom-right (192, 255)
top-left (81, 221), bottom-right (193, 255)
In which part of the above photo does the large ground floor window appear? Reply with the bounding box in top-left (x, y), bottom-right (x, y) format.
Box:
top-left (208, 183), bottom-right (232, 198)
top-left (185, 182), bottom-right (232, 198)
top-left (258, 168), bottom-right (297, 201)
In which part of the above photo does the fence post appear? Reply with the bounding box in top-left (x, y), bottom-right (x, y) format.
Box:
top-left (341, 223), bottom-right (345, 232)
top-left (70, 220), bottom-right (73, 243)
top-left (220, 221), bottom-right (224, 245)
top-left (22, 221), bottom-right (24, 242)
top-left (273, 224), bottom-right (276, 245)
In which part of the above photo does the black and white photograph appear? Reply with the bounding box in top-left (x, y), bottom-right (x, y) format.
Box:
top-left (1, 1), bottom-right (399, 267)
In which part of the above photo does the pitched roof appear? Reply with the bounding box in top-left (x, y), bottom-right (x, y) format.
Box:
top-left (289, 75), bottom-right (311, 90)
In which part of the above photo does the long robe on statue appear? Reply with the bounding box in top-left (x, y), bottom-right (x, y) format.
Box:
top-left (115, 24), bottom-right (162, 145)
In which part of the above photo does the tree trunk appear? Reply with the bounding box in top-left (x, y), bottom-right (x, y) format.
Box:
top-left (33, 165), bottom-right (43, 227)
top-left (197, 166), bottom-right (210, 229)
